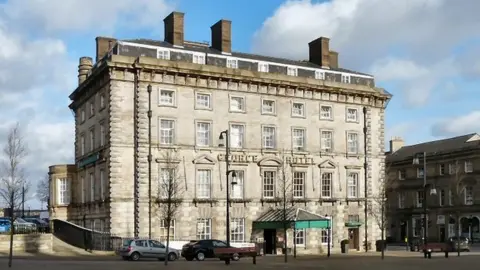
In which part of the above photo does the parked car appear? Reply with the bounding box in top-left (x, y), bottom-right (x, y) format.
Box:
top-left (0, 217), bottom-right (35, 233)
top-left (24, 218), bottom-right (49, 232)
top-left (181, 239), bottom-right (256, 261)
top-left (13, 218), bottom-right (37, 233)
top-left (448, 236), bottom-right (470, 252)
top-left (0, 219), bottom-right (11, 233)
top-left (116, 239), bottom-right (180, 261)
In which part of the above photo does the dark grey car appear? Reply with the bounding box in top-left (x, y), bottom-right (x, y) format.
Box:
top-left (117, 239), bottom-right (180, 261)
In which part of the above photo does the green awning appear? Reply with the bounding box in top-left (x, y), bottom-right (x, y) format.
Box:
top-left (252, 208), bottom-right (331, 230)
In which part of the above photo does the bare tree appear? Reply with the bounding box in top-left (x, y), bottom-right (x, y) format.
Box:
top-left (36, 174), bottom-right (49, 209)
top-left (0, 123), bottom-right (28, 268)
top-left (367, 164), bottom-right (393, 260)
top-left (277, 150), bottom-right (293, 263)
top-left (155, 149), bottom-right (184, 266)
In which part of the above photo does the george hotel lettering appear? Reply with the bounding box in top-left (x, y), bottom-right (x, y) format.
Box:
top-left (217, 154), bottom-right (314, 165)
top-left (218, 154), bottom-right (258, 163)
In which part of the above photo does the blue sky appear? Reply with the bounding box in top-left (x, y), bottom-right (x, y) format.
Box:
top-left (0, 0), bottom-right (479, 208)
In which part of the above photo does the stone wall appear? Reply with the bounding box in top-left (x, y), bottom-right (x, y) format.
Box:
top-left (0, 234), bottom-right (52, 254)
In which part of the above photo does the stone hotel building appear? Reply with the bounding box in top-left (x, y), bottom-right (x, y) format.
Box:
top-left (48, 11), bottom-right (391, 254)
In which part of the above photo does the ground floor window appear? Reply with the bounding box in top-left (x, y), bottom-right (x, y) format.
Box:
top-left (295, 229), bottom-right (306, 246)
top-left (196, 218), bottom-right (211, 239)
top-left (230, 218), bottom-right (245, 243)
top-left (412, 217), bottom-right (422, 237)
top-left (159, 219), bottom-right (175, 241)
top-left (321, 229), bottom-right (329, 244)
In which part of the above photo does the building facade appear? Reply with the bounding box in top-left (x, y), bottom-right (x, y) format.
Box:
top-left (386, 135), bottom-right (480, 243)
top-left (49, 11), bottom-right (391, 254)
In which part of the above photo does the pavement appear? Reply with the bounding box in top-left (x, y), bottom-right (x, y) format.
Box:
top-left (1, 252), bottom-right (480, 270)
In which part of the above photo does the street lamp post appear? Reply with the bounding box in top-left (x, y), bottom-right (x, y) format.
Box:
top-left (218, 130), bottom-right (237, 265)
top-left (412, 152), bottom-right (437, 259)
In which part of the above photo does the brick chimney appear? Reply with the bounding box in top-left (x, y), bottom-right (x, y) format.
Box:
top-left (78, 57), bottom-right (93, 85)
top-left (329, 51), bottom-right (339, 69)
top-left (164, 11), bottom-right (185, 47)
top-left (95, 37), bottom-right (117, 62)
top-left (389, 137), bottom-right (405, 153)
top-left (308, 37), bottom-right (330, 68)
top-left (210, 19), bottom-right (232, 53)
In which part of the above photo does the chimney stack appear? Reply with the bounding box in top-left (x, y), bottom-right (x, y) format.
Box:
top-left (389, 137), bottom-right (405, 153)
top-left (164, 11), bottom-right (185, 47)
top-left (210, 19), bottom-right (232, 53)
top-left (78, 57), bottom-right (93, 85)
top-left (308, 37), bottom-right (330, 68)
top-left (329, 51), bottom-right (339, 69)
top-left (95, 37), bottom-right (117, 62)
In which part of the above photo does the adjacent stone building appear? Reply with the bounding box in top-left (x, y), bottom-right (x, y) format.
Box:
top-left (386, 134), bottom-right (480, 243)
top-left (49, 11), bottom-right (391, 254)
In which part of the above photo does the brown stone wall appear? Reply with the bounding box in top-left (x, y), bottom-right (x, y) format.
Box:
top-left (0, 234), bottom-right (52, 253)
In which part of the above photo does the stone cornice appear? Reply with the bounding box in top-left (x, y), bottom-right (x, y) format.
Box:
top-left (69, 55), bottom-right (391, 110)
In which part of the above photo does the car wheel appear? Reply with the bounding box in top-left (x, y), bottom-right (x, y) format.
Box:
top-left (185, 256), bottom-right (194, 261)
top-left (168, 253), bottom-right (177, 261)
top-left (232, 253), bottom-right (240, 261)
top-left (130, 252), bottom-right (140, 261)
top-left (196, 252), bottom-right (205, 261)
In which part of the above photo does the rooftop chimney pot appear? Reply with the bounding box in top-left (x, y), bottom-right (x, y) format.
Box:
top-left (308, 37), bottom-right (330, 68)
top-left (95, 37), bottom-right (117, 62)
top-left (78, 57), bottom-right (93, 85)
top-left (164, 11), bottom-right (185, 47)
top-left (210, 19), bottom-right (232, 53)
top-left (389, 137), bottom-right (405, 153)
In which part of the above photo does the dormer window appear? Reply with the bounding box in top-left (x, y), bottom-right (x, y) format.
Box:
top-left (227, 58), bottom-right (238, 68)
top-left (315, 71), bottom-right (325, 80)
top-left (258, 63), bottom-right (269, 72)
top-left (158, 50), bottom-right (170, 60)
top-left (192, 53), bottom-right (205, 64)
top-left (341, 75), bottom-right (351, 83)
top-left (287, 67), bottom-right (298, 76)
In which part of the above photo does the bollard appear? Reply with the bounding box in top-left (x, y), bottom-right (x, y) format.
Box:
top-left (253, 256), bottom-right (256, 265)
top-left (424, 251), bottom-right (427, 258)
top-left (225, 258), bottom-right (230, 265)
top-left (445, 251), bottom-right (448, 258)
top-left (428, 252), bottom-right (432, 259)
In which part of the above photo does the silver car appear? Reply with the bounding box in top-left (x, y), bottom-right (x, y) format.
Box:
top-left (117, 239), bottom-right (180, 261)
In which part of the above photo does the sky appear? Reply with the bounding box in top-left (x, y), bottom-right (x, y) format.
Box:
top-left (0, 0), bottom-right (479, 208)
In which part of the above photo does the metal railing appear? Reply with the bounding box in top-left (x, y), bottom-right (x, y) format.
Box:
top-left (52, 219), bottom-right (121, 251)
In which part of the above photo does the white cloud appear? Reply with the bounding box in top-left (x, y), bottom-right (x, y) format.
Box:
top-left (1, 0), bottom-right (175, 34)
top-left (431, 111), bottom-right (480, 137)
top-left (252, 0), bottom-right (480, 106)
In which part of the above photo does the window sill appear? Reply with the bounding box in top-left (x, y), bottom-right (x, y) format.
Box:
top-left (158, 145), bottom-right (179, 151)
top-left (319, 117), bottom-right (334, 121)
top-left (193, 198), bottom-right (218, 205)
top-left (346, 120), bottom-right (360, 124)
top-left (194, 106), bottom-right (213, 111)
top-left (194, 146), bottom-right (214, 152)
top-left (318, 198), bottom-right (338, 203)
top-left (292, 150), bottom-right (309, 155)
top-left (260, 198), bottom-right (282, 204)
top-left (262, 149), bottom-right (278, 155)
top-left (346, 153), bottom-right (360, 158)
top-left (229, 198), bottom-right (252, 204)
top-left (156, 198), bottom-right (183, 203)
top-left (261, 112), bottom-right (276, 116)
top-left (291, 115), bottom-right (306, 119)
top-left (229, 109), bottom-right (246, 114)
top-left (158, 103), bottom-right (177, 108)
